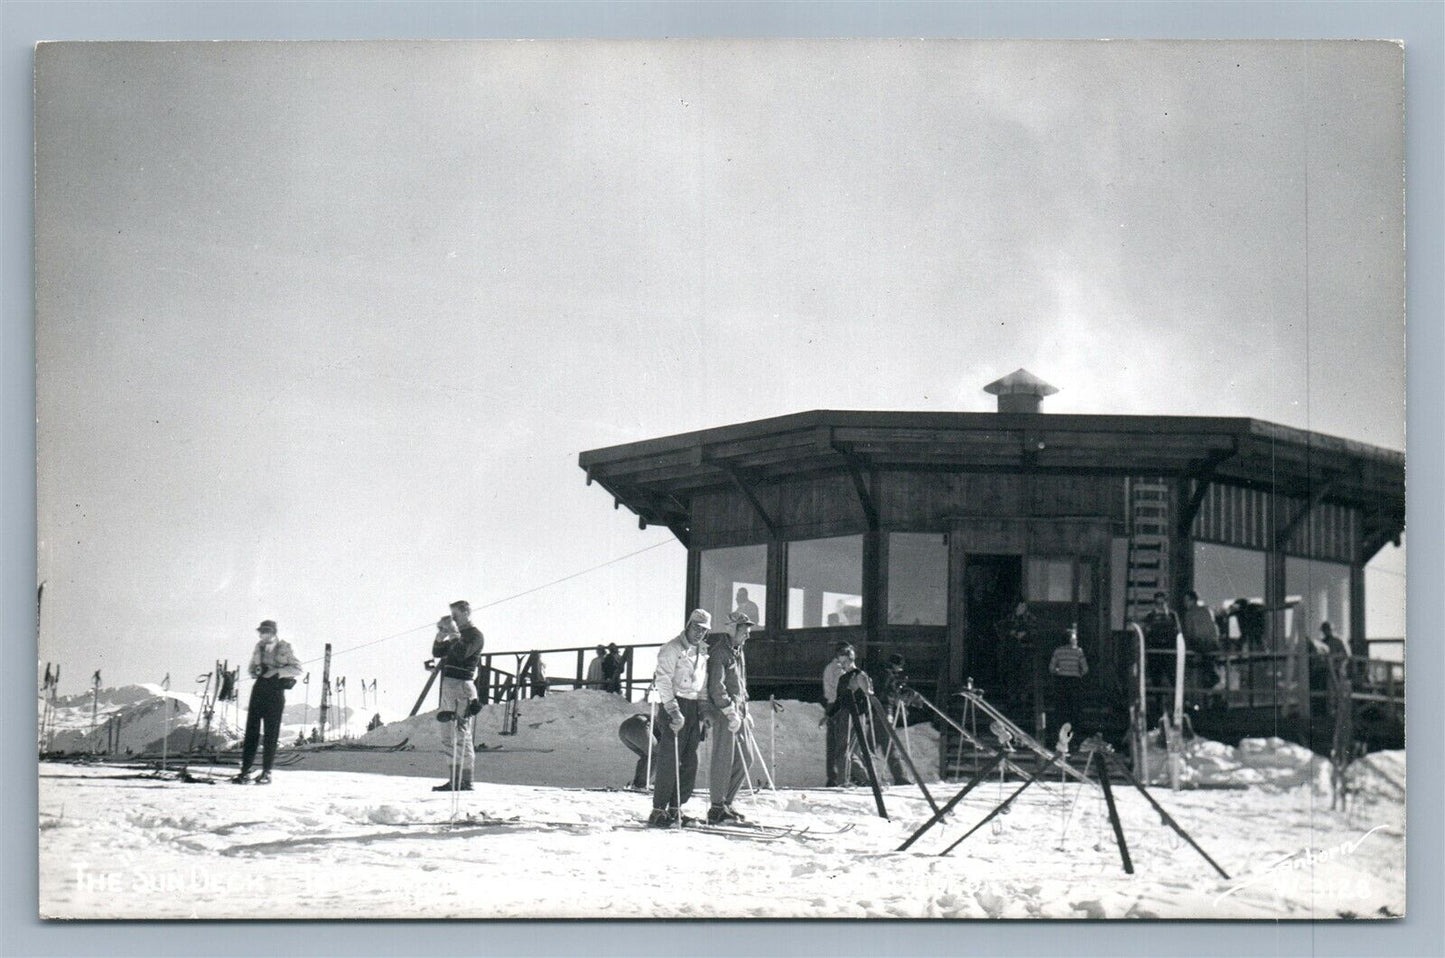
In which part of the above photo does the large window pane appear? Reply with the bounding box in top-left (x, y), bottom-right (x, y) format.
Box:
top-left (786, 536), bottom-right (863, 628)
top-left (1192, 542), bottom-right (1266, 640)
top-left (1026, 557), bottom-right (1073, 602)
top-left (1286, 557), bottom-right (1351, 646)
top-left (887, 533), bottom-right (947, 625)
top-left (698, 545), bottom-right (767, 629)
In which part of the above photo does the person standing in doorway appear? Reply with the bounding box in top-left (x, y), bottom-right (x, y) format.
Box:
top-left (234, 620), bottom-right (303, 785)
top-left (648, 609), bottom-right (711, 827)
top-left (1047, 626), bottom-right (1089, 740)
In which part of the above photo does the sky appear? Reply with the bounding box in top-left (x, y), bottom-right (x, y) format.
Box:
top-left (34, 40), bottom-right (1406, 713)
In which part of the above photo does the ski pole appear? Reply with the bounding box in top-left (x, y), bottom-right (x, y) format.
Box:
top-left (744, 715), bottom-right (777, 790)
top-left (768, 696), bottom-right (777, 784)
top-left (645, 698), bottom-right (656, 791)
top-left (450, 716), bottom-right (461, 821)
top-left (672, 722), bottom-right (683, 831)
top-left (735, 729), bottom-right (756, 802)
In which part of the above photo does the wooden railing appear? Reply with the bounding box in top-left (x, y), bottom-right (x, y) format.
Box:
top-left (1137, 647), bottom-right (1405, 717)
top-left (470, 643), bottom-right (664, 705)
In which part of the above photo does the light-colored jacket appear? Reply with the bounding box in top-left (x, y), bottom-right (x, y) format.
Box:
top-left (654, 631), bottom-right (708, 705)
top-left (249, 637), bottom-right (304, 680)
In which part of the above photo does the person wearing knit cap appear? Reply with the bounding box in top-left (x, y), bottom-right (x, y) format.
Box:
top-left (647, 608), bottom-right (712, 827)
top-left (234, 620), bottom-right (303, 785)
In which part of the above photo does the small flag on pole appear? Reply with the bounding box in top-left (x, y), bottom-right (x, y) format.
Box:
top-left (92, 670), bottom-right (101, 686)
top-left (162, 673), bottom-right (170, 691)
top-left (303, 672), bottom-right (310, 685)
top-left (43, 664), bottom-right (53, 689)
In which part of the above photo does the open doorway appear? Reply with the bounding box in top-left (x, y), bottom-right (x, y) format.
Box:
top-left (962, 554), bottom-right (1023, 710)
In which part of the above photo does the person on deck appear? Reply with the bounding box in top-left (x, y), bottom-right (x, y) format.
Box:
top-left (586, 645), bottom-right (607, 689)
top-left (1047, 626), bottom-right (1089, 741)
top-left (704, 613), bottom-right (756, 824)
top-left (601, 643), bottom-right (625, 694)
top-left (234, 620), bottom-right (303, 785)
top-left (648, 609), bottom-right (711, 827)
top-left (1181, 590), bottom-right (1224, 692)
top-left (431, 603), bottom-right (485, 792)
top-left (1141, 592), bottom-right (1183, 691)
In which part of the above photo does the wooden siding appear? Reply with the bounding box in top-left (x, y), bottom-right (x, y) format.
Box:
top-left (1191, 483), bottom-right (1360, 562)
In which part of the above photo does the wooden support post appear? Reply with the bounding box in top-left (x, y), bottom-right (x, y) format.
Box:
top-left (318, 643), bottom-right (333, 742)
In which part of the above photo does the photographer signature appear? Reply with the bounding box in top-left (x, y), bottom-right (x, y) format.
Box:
top-left (1212, 825), bottom-right (1388, 907)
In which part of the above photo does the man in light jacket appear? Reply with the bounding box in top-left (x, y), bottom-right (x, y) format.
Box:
top-left (705, 613), bottom-right (755, 824)
top-left (648, 608), bottom-right (711, 827)
top-left (234, 620), bottom-right (304, 785)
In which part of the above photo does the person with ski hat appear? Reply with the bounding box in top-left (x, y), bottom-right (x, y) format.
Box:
top-left (432, 601), bottom-right (485, 791)
top-left (648, 608), bottom-right (711, 827)
top-left (821, 643), bottom-right (860, 787)
top-left (704, 612), bottom-right (755, 824)
top-left (872, 653), bottom-right (916, 785)
top-left (234, 620), bottom-right (303, 785)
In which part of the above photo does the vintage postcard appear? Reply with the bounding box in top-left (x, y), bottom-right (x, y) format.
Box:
top-left (36, 39), bottom-right (1405, 920)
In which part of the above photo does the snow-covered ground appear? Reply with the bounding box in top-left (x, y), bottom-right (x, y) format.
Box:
top-left (38, 691), bottom-right (1405, 920)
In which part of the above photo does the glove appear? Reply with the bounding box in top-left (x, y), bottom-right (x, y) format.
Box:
top-left (666, 706), bottom-right (684, 733)
top-left (726, 710), bottom-right (741, 733)
top-left (465, 699), bottom-right (482, 717)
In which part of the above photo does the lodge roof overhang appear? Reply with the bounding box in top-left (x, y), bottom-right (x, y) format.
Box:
top-left (578, 411), bottom-right (1406, 546)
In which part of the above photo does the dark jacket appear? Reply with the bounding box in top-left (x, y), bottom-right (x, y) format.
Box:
top-left (433, 626), bottom-right (485, 680)
top-left (705, 634), bottom-right (748, 717)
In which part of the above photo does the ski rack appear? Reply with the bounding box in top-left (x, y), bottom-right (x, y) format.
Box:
top-left (953, 687), bottom-right (1093, 786)
top-left (911, 692), bottom-right (1039, 784)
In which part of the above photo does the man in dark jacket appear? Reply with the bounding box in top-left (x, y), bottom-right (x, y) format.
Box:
top-left (872, 654), bottom-right (916, 785)
top-left (704, 614), bottom-right (755, 823)
top-left (1141, 592), bottom-right (1183, 690)
top-left (234, 619), bottom-right (303, 785)
top-left (432, 601), bottom-right (485, 791)
top-left (601, 643), bottom-right (625, 694)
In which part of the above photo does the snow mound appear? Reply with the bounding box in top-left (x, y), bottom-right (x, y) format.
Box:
top-left (1138, 732), bottom-right (1329, 789)
top-left (346, 689), bottom-right (941, 789)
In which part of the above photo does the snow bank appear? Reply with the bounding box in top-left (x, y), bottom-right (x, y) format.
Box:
top-left (348, 689), bottom-right (939, 789)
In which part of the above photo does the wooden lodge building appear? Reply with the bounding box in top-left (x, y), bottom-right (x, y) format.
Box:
top-left (578, 371), bottom-right (1405, 753)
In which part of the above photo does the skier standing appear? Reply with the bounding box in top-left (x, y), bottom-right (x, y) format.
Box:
top-left (648, 608), bottom-right (711, 827)
top-left (821, 643), bottom-right (860, 787)
top-left (234, 620), bottom-right (303, 785)
top-left (704, 613), bottom-right (755, 824)
top-left (432, 602), bottom-right (485, 792)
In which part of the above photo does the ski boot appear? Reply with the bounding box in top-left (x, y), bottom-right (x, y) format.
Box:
top-left (723, 804), bottom-right (748, 824)
top-left (232, 769), bottom-right (253, 784)
top-left (647, 807), bottom-right (677, 828)
top-left (707, 804), bottom-right (742, 825)
top-left (254, 772), bottom-right (272, 785)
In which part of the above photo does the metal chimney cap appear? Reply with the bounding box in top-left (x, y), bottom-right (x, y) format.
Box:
top-left (982, 368), bottom-right (1059, 397)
